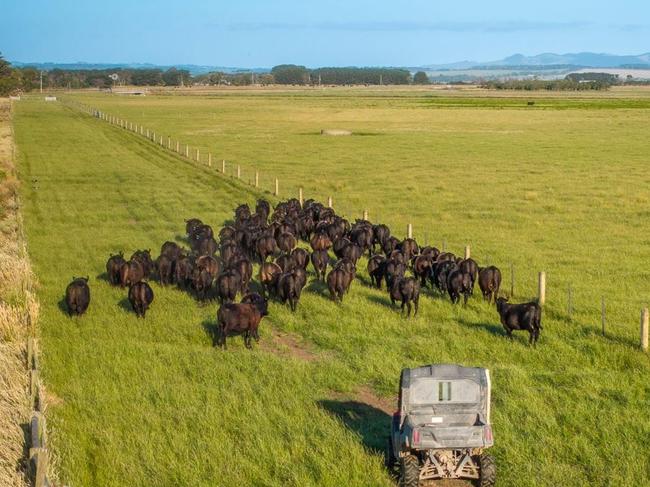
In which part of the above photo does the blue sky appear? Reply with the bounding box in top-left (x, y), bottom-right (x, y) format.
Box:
top-left (2, 0), bottom-right (648, 67)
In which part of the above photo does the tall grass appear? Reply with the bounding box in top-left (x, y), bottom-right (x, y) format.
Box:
top-left (13, 93), bottom-right (650, 486)
top-left (0, 98), bottom-right (33, 487)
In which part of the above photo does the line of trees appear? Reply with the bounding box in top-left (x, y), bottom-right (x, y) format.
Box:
top-left (481, 78), bottom-right (614, 91)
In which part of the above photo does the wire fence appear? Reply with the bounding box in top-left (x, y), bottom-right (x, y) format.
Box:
top-left (60, 97), bottom-right (649, 352)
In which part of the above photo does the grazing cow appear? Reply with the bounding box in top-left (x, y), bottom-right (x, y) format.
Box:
top-left (215, 269), bottom-right (241, 303)
top-left (447, 270), bottom-right (472, 305)
top-left (399, 238), bottom-right (419, 262)
top-left (216, 293), bottom-right (268, 349)
top-left (160, 241), bottom-right (182, 260)
top-left (458, 258), bottom-right (479, 293)
top-left (174, 255), bottom-right (193, 289)
top-left (276, 232), bottom-right (297, 254)
top-left (185, 218), bottom-right (203, 237)
top-left (219, 226), bottom-right (237, 242)
top-left (431, 260), bottom-right (458, 293)
top-left (350, 226), bottom-right (373, 257)
top-left (191, 267), bottom-right (213, 301)
top-left (65, 277), bottom-right (90, 316)
top-left (106, 252), bottom-right (125, 286)
top-left (221, 242), bottom-right (241, 266)
top-left (341, 243), bottom-right (363, 264)
top-left (372, 224), bottom-right (390, 252)
top-left (157, 254), bottom-right (174, 286)
top-left (382, 236), bottom-right (400, 256)
top-left (420, 246), bottom-right (440, 261)
top-left (495, 298), bottom-right (542, 345)
top-left (478, 266), bottom-right (502, 304)
top-left (413, 255), bottom-right (434, 288)
top-left (275, 254), bottom-right (294, 273)
top-left (259, 262), bottom-right (282, 297)
top-left (195, 236), bottom-right (218, 256)
top-left (384, 260), bottom-right (406, 289)
top-left (256, 236), bottom-right (278, 262)
top-left (327, 266), bottom-right (355, 302)
top-left (277, 271), bottom-right (303, 311)
top-left (255, 199), bottom-right (271, 222)
top-left (231, 258), bottom-right (253, 293)
top-left (310, 249), bottom-right (329, 281)
top-left (367, 254), bottom-right (386, 289)
top-left (310, 232), bottom-right (332, 251)
top-left (389, 277), bottom-right (420, 317)
top-left (131, 250), bottom-right (154, 277)
top-left (333, 237), bottom-right (352, 260)
top-left (290, 248), bottom-right (309, 270)
top-left (128, 281), bottom-right (154, 318)
top-left (119, 260), bottom-right (145, 288)
top-left (196, 255), bottom-right (220, 278)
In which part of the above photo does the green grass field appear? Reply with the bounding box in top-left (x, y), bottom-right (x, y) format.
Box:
top-left (13, 89), bottom-right (650, 486)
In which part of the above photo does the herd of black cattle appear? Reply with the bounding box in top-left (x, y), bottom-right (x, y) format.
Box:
top-left (64, 198), bottom-right (543, 347)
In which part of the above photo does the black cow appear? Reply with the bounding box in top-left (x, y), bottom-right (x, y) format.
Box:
top-left (128, 281), bottom-right (154, 318)
top-left (192, 267), bottom-right (213, 301)
top-left (327, 266), bottom-right (355, 302)
top-left (478, 266), bottom-right (502, 304)
top-left (447, 269), bottom-right (472, 305)
top-left (215, 269), bottom-right (241, 303)
top-left (290, 248), bottom-right (309, 270)
top-left (389, 277), bottom-right (420, 317)
top-left (65, 277), bottom-right (90, 316)
top-left (458, 258), bottom-right (479, 293)
top-left (310, 249), bottom-right (329, 281)
top-left (106, 252), bottom-right (125, 286)
top-left (495, 298), bottom-right (542, 345)
top-left (157, 254), bottom-right (174, 286)
top-left (367, 254), bottom-right (386, 289)
top-left (216, 293), bottom-right (268, 349)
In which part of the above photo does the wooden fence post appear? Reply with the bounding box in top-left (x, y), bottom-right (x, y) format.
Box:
top-left (464, 245), bottom-right (471, 259)
top-left (146, 129), bottom-right (149, 138)
top-left (363, 209), bottom-right (368, 221)
top-left (510, 263), bottom-right (515, 298)
top-left (221, 160), bottom-right (226, 174)
top-left (538, 271), bottom-right (546, 306)
top-left (299, 187), bottom-right (303, 205)
top-left (328, 196), bottom-right (333, 208)
top-left (208, 153), bottom-right (212, 166)
top-left (196, 148), bottom-right (200, 162)
top-left (237, 165), bottom-right (241, 179)
top-left (601, 296), bottom-right (606, 336)
top-left (176, 141), bottom-right (180, 153)
top-left (274, 178), bottom-right (279, 196)
top-left (641, 307), bottom-right (649, 352)
top-left (167, 136), bottom-right (171, 149)
top-left (185, 145), bottom-right (189, 158)
top-left (159, 135), bottom-right (163, 145)
top-left (255, 171), bottom-right (259, 188)
top-left (407, 223), bottom-right (413, 239)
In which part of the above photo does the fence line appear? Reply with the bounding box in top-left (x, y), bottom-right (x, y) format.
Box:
top-left (61, 98), bottom-right (649, 352)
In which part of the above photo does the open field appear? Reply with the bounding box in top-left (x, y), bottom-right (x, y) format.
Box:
top-left (13, 89), bottom-right (650, 486)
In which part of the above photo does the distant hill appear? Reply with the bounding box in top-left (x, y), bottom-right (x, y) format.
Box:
top-left (8, 61), bottom-right (270, 75)
top-left (421, 52), bottom-right (650, 70)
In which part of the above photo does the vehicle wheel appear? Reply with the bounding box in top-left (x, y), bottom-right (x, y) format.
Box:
top-left (399, 454), bottom-right (420, 487)
top-left (479, 453), bottom-right (496, 487)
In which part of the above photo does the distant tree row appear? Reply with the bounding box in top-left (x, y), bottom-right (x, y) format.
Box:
top-left (481, 78), bottom-right (614, 91)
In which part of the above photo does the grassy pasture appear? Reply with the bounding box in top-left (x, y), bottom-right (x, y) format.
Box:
top-left (13, 90), bottom-right (650, 486)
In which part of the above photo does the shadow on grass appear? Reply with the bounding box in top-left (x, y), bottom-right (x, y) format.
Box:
top-left (457, 317), bottom-right (505, 338)
top-left (57, 297), bottom-right (68, 315)
top-left (367, 294), bottom-right (394, 310)
top-left (118, 297), bottom-right (133, 313)
top-left (305, 279), bottom-right (329, 297)
top-left (202, 319), bottom-right (219, 346)
top-left (95, 271), bottom-right (110, 283)
top-left (318, 400), bottom-right (390, 455)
